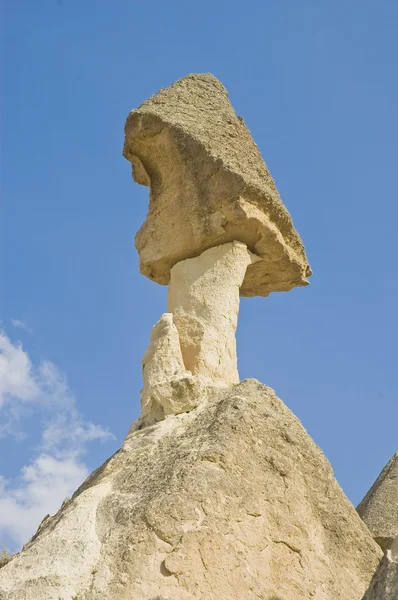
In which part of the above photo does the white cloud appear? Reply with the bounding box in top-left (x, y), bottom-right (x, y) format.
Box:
top-left (0, 330), bottom-right (114, 551)
top-left (10, 319), bottom-right (33, 333)
top-left (0, 455), bottom-right (88, 549)
top-left (0, 334), bottom-right (39, 408)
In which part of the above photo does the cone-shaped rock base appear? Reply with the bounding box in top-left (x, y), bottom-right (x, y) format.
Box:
top-left (0, 380), bottom-right (381, 600)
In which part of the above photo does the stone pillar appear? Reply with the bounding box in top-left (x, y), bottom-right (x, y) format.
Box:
top-left (168, 241), bottom-right (259, 386)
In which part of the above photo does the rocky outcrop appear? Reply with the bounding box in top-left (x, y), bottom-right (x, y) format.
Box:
top-left (357, 453), bottom-right (398, 598)
top-left (123, 73), bottom-right (311, 297)
top-left (362, 537), bottom-right (398, 600)
top-left (357, 452), bottom-right (398, 551)
top-left (0, 380), bottom-right (381, 600)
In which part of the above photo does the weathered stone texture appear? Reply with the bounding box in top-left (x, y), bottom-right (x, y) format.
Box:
top-left (123, 73), bottom-right (312, 297)
top-left (0, 380), bottom-right (381, 600)
top-left (362, 537), bottom-right (398, 600)
top-left (357, 452), bottom-right (398, 551)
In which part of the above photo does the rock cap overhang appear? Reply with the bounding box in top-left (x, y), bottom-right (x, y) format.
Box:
top-left (123, 72), bottom-right (312, 297)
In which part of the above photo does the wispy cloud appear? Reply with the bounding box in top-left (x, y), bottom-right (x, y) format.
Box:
top-left (10, 319), bottom-right (33, 334)
top-left (0, 456), bottom-right (88, 551)
top-left (0, 330), bottom-right (114, 550)
top-left (0, 334), bottom-right (39, 409)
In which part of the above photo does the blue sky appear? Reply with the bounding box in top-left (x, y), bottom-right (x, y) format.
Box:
top-left (1, 0), bottom-right (397, 551)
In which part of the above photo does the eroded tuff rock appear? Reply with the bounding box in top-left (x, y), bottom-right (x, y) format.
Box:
top-left (136, 312), bottom-right (206, 429)
top-left (123, 73), bottom-right (311, 297)
top-left (0, 380), bottom-right (381, 600)
top-left (362, 537), bottom-right (398, 600)
top-left (138, 242), bottom-right (258, 427)
top-left (169, 241), bottom-right (259, 385)
top-left (357, 452), bottom-right (398, 551)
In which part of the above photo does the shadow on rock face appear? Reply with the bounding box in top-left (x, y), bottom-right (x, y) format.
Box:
top-left (361, 541), bottom-right (398, 600)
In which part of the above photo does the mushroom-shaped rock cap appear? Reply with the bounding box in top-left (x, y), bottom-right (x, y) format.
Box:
top-left (124, 73), bottom-right (311, 297)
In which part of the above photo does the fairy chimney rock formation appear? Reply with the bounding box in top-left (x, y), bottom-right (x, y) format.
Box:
top-left (124, 74), bottom-right (311, 423)
top-left (0, 73), bottom-right (384, 600)
top-left (357, 452), bottom-right (398, 552)
top-left (123, 73), bottom-right (311, 298)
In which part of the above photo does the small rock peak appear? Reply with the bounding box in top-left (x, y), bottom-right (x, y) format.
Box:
top-left (357, 452), bottom-right (398, 551)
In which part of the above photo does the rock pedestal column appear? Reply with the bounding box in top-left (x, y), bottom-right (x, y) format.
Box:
top-left (137, 242), bottom-right (259, 428)
top-left (168, 241), bottom-right (259, 386)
